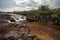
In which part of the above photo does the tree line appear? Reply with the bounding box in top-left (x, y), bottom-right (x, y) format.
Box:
top-left (0, 5), bottom-right (60, 25)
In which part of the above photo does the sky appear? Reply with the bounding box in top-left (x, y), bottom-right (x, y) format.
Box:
top-left (0, 0), bottom-right (60, 12)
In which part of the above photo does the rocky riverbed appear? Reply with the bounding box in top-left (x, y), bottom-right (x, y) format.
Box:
top-left (0, 14), bottom-right (39, 40)
top-left (0, 14), bottom-right (60, 40)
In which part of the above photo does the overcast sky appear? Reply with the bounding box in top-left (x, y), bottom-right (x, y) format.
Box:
top-left (0, 0), bottom-right (60, 12)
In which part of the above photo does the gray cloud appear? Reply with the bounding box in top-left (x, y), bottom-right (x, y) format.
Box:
top-left (0, 0), bottom-right (39, 11)
top-left (0, 0), bottom-right (60, 12)
top-left (53, 0), bottom-right (60, 8)
top-left (43, 0), bottom-right (60, 8)
top-left (0, 0), bottom-right (16, 9)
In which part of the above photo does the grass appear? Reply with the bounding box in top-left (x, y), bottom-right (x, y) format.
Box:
top-left (28, 22), bottom-right (60, 40)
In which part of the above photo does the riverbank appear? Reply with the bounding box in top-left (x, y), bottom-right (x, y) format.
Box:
top-left (28, 22), bottom-right (60, 40)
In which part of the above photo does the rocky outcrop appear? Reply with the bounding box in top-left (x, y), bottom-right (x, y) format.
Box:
top-left (0, 14), bottom-right (39, 40)
top-left (1, 24), bottom-right (38, 40)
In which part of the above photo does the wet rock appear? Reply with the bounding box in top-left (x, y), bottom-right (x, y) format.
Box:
top-left (0, 14), bottom-right (39, 40)
top-left (1, 36), bottom-right (16, 40)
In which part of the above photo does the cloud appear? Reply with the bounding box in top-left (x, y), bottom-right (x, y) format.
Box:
top-left (0, 0), bottom-right (16, 9)
top-left (43, 0), bottom-right (60, 8)
top-left (14, 0), bottom-right (28, 4)
top-left (0, 0), bottom-right (40, 12)
top-left (0, 0), bottom-right (60, 12)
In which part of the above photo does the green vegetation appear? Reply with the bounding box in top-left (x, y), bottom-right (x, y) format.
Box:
top-left (0, 5), bottom-right (60, 25)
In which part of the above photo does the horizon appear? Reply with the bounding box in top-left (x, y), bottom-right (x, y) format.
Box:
top-left (0, 0), bottom-right (60, 12)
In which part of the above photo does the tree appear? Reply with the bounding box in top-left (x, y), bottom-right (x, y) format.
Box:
top-left (38, 5), bottom-right (50, 11)
top-left (51, 14), bottom-right (60, 25)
